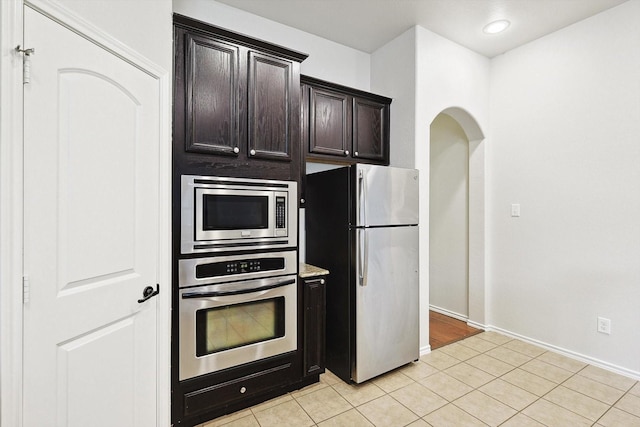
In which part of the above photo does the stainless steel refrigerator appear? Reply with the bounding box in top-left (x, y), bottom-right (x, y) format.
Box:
top-left (305, 164), bottom-right (419, 383)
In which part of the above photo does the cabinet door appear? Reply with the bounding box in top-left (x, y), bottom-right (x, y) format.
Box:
top-left (300, 84), bottom-right (309, 205)
top-left (248, 51), bottom-right (293, 161)
top-left (352, 97), bottom-right (389, 163)
top-left (303, 277), bottom-right (326, 376)
top-left (185, 33), bottom-right (240, 156)
top-left (308, 87), bottom-right (351, 158)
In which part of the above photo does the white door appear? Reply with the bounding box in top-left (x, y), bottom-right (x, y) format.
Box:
top-left (22, 6), bottom-right (159, 427)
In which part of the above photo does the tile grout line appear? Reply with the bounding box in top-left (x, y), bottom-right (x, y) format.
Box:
top-left (592, 387), bottom-right (639, 426)
top-left (205, 332), bottom-right (640, 427)
top-left (432, 337), bottom-right (578, 426)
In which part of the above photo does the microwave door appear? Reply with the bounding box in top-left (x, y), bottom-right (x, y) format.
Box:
top-left (195, 188), bottom-right (275, 242)
top-left (180, 174), bottom-right (297, 254)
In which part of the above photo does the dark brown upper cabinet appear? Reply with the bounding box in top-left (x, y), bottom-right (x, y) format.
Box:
top-left (248, 52), bottom-right (294, 161)
top-left (352, 97), bottom-right (388, 163)
top-left (174, 14), bottom-right (308, 181)
top-left (301, 75), bottom-right (391, 166)
top-left (185, 33), bottom-right (240, 156)
top-left (308, 86), bottom-right (351, 158)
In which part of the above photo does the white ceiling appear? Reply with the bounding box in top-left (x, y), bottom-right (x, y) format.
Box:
top-left (215, 0), bottom-right (629, 58)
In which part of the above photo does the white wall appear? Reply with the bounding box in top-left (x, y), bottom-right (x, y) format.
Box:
top-left (56, 0), bottom-right (172, 71)
top-left (429, 113), bottom-right (469, 317)
top-left (173, 0), bottom-right (370, 91)
top-left (370, 27), bottom-right (417, 169)
top-left (372, 26), bottom-right (490, 351)
top-left (488, 0), bottom-right (640, 375)
top-left (416, 29), bottom-right (491, 351)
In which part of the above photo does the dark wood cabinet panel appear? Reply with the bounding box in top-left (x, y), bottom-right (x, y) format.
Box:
top-left (352, 96), bottom-right (389, 162)
top-left (183, 362), bottom-right (292, 418)
top-left (173, 14), bottom-right (307, 182)
top-left (301, 75), bottom-right (391, 167)
top-left (185, 34), bottom-right (240, 156)
top-left (172, 350), bottom-right (316, 426)
top-left (309, 87), bottom-right (351, 158)
top-left (303, 276), bottom-right (326, 377)
top-left (248, 52), bottom-right (293, 161)
top-left (172, 14), bottom-right (313, 427)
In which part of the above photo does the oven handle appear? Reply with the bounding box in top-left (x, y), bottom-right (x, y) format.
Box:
top-left (181, 278), bottom-right (296, 299)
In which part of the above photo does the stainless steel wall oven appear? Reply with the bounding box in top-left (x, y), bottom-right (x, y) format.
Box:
top-left (178, 250), bottom-right (298, 381)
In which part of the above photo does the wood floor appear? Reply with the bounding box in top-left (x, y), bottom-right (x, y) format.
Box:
top-left (429, 310), bottom-right (482, 349)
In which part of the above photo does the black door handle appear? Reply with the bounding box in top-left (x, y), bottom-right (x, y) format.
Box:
top-left (138, 284), bottom-right (159, 303)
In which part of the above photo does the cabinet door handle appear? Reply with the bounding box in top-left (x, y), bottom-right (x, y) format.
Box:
top-left (250, 149), bottom-right (256, 156)
top-left (233, 147), bottom-right (239, 154)
top-left (354, 151), bottom-right (359, 156)
top-left (344, 150), bottom-right (349, 156)
top-left (137, 284), bottom-right (159, 303)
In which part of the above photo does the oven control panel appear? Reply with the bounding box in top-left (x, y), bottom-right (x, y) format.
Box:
top-left (196, 257), bottom-right (285, 279)
top-left (179, 250), bottom-right (297, 288)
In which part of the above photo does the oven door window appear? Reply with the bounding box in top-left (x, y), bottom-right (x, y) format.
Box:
top-left (195, 297), bottom-right (285, 356)
top-left (202, 194), bottom-right (268, 231)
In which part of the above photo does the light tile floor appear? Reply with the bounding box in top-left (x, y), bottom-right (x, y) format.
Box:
top-left (199, 332), bottom-right (640, 427)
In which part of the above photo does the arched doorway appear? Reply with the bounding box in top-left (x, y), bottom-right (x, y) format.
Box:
top-left (428, 107), bottom-right (485, 347)
top-left (430, 114), bottom-right (469, 318)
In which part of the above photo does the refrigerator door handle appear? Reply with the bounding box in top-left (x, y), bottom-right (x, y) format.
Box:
top-left (359, 228), bottom-right (369, 287)
top-left (358, 168), bottom-right (368, 226)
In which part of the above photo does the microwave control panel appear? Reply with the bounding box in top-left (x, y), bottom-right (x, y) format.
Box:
top-left (196, 257), bottom-right (285, 279)
top-left (275, 196), bottom-right (286, 229)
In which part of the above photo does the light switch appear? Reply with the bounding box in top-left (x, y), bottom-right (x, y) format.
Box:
top-left (511, 203), bottom-right (521, 217)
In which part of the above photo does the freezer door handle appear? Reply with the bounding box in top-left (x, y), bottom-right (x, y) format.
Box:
top-left (359, 228), bottom-right (369, 287)
top-left (358, 168), bottom-right (368, 226)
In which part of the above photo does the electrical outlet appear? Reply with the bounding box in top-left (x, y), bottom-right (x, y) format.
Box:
top-left (597, 317), bottom-right (611, 335)
top-left (511, 203), bottom-right (521, 217)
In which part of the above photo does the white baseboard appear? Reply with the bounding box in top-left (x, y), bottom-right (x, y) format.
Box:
top-left (420, 344), bottom-right (432, 356)
top-left (466, 319), bottom-right (487, 331)
top-left (426, 309), bottom-right (638, 380)
top-left (429, 305), bottom-right (468, 322)
top-left (429, 304), bottom-right (488, 331)
top-left (486, 325), bottom-right (640, 381)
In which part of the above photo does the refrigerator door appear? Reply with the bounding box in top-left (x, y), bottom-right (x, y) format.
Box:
top-left (355, 164), bottom-right (419, 227)
top-left (354, 225), bottom-right (419, 383)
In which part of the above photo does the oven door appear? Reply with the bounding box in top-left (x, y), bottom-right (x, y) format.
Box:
top-left (178, 275), bottom-right (297, 381)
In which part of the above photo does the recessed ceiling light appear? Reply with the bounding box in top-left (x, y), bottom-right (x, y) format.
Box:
top-left (483, 19), bottom-right (510, 34)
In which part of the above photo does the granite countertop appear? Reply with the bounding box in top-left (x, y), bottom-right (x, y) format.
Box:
top-left (299, 263), bottom-right (329, 278)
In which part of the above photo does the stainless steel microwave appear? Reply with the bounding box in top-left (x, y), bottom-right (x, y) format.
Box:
top-left (181, 175), bottom-right (297, 253)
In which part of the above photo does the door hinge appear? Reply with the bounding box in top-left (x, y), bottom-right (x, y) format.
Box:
top-left (15, 45), bottom-right (35, 84)
top-left (23, 275), bottom-right (30, 304)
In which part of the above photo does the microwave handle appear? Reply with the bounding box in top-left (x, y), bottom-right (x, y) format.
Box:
top-left (181, 278), bottom-right (295, 299)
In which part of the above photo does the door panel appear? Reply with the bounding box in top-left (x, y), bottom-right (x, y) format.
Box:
top-left (352, 97), bottom-right (387, 162)
top-left (23, 7), bottom-right (158, 427)
top-left (58, 317), bottom-right (135, 427)
top-left (248, 51), bottom-right (292, 160)
top-left (185, 33), bottom-right (240, 155)
top-left (355, 164), bottom-right (419, 227)
top-left (309, 88), bottom-right (350, 157)
top-left (59, 71), bottom-right (138, 289)
top-left (354, 226), bottom-right (419, 383)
